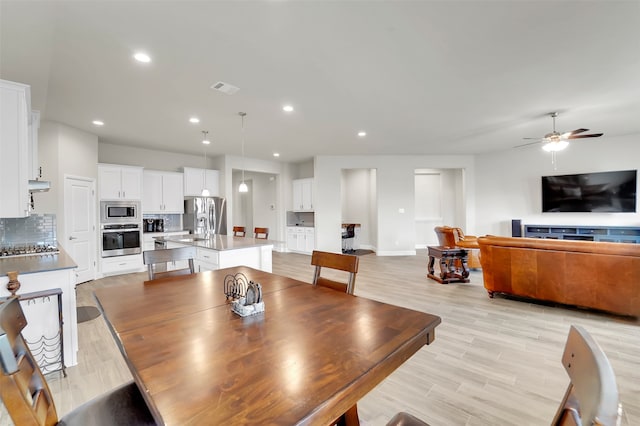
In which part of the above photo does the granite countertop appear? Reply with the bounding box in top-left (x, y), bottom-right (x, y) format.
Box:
top-left (156, 234), bottom-right (274, 251)
top-left (0, 247), bottom-right (77, 277)
top-left (287, 224), bottom-right (315, 228)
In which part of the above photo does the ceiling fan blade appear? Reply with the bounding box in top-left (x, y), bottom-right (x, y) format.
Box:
top-left (522, 137), bottom-right (541, 140)
top-left (567, 133), bottom-right (604, 139)
top-left (569, 128), bottom-right (589, 135)
top-left (514, 140), bottom-right (542, 148)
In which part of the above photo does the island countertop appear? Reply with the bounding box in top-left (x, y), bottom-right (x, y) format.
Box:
top-left (0, 247), bottom-right (77, 277)
top-left (156, 234), bottom-right (274, 251)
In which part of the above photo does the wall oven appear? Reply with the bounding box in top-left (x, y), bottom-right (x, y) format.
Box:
top-left (100, 200), bottom-right (140, 223)
top-left (101, 224), bottom-right (141, 258)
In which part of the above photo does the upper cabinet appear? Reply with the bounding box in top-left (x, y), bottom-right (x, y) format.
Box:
top-left (293, 178), bottom-right (313, 211)
top-left (98, 164), bottom-right (143, 200)
top-left (182, 167), bottom-right (219, 197)
top-left (28, 110), bottom-right (40, 180)
top-left (142, 170), bottom-right (184, 213)
top-left (0, 80), bottom-right (31, 218)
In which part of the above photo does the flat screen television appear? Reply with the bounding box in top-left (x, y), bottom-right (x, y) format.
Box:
top-left (541, 170), bottom-right (637, 213)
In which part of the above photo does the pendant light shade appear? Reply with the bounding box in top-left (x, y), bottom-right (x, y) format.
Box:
top-left (238, 112), bottom-right (249, 193)
top-left (201, 130), bottom-right (210, 196)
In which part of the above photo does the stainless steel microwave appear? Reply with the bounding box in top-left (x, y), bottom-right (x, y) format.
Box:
top-left (100, 200), bottom-right (140, 223)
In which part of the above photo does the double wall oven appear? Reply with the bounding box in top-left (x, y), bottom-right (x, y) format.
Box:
top-left (100, 201), bottom-right (142, 258)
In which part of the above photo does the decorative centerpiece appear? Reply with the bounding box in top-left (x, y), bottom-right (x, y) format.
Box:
top-left (224, 272), bottom-right (265, 317)
top-left (6, 271), bottom-right (20, 297)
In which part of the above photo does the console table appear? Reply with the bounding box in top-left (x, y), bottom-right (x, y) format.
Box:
top-left (427, 246), bottom-right (470, 284)
top-left (524, 224), bottom-right (640, 244)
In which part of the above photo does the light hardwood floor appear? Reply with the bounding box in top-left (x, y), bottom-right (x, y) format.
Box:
top-left (2, 250), bottom-right (638, 425)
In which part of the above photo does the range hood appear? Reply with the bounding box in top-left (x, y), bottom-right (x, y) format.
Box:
top-left (28, 179), bottom-right (51, 192)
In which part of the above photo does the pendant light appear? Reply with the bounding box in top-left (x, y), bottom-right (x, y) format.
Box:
top-left (201, 130), bottom-right (211, 196)
top-left (238, 112), bottom-right (249, 193)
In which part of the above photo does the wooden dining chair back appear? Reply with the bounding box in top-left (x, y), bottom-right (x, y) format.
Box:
top-left (311, 250), bottom-right (359, 295)
top-left (0, 297), bottom-right (156, 426)
top-left (551, 325), bottom-right (621, 426)
top-left (143, 246), bottom-right (196, 280)
top-left (233, 226), bottom-right (246, 237)
top-left (254, 227), bottom-right (269, 239)
top-left (386, 324), bottom-right (622, 426)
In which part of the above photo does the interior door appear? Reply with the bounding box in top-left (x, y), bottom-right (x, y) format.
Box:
top-left (64, 176), bottom-right (96, 284)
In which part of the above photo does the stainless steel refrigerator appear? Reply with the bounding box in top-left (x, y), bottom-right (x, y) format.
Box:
top-left (183, 197), bottom-right (227, 236)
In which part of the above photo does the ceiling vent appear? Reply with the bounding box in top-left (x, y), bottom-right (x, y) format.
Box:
top-left (210, 81), bottom-right (239, 95)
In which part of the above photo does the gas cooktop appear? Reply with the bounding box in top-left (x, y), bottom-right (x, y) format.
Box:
top-left (0, 244), bottom-right (60, 258)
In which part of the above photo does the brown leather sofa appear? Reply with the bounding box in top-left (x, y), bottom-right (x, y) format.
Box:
top-left (477, 235), bottom-right (640, 317)
top-left (434, 226), bottom-right (482, 269)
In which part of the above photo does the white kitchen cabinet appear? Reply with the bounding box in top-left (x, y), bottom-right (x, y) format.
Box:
top-left (28, 110), bottom-right (40, 180)
top-left (286, 226), bottom-right (314, 254)
top-left (0, 79), bottom-right (30, 218)
top-left (100, 254), bottom-right (143, 276)
top-left (195, 247), bottom-right (219, 272)
top-left (0, 268), bottom-right (78, 368)
top-left (182, 167), bottom-right (219, 196)
top-left (305, 227), bottom-right (315, 253)
top-left (293, 178), bottom-right (313, 211)
top-left (98, 164), bottom-right (143, 200)
top-left (143, 170), bottom-right (184, 213)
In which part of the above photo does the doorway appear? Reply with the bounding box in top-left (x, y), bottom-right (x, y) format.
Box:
top-left (64, 175), bottom-right (96, 284)
top-left (232, 171), bottom-right (278, 240)
top-left (414, 168), bottom-right (465, 247)
top-left (340, 168), bottom-right (377, 251)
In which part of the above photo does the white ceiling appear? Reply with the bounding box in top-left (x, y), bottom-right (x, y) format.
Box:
top-left (2, 1), bottom-right (639, 163)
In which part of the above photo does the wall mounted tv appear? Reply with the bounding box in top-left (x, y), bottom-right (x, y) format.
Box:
top-left (541, 170), bottom-right (637, 213)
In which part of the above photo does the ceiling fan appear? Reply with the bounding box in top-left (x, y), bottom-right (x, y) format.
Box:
top-left (516, 112), bottom-right (604, 152)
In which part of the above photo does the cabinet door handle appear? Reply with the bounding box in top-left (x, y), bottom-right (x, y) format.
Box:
top-left (69, 236), bottom-right (77, 240)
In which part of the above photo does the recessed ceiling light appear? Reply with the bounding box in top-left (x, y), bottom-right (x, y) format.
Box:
top-left (358, 131), bottom-right (367, 137)
top-left (283, 105), bottom-right (294, 112)
top-left (189, 117), bottom-right (200, 124)
top-left (202, 138), bottom-right (210, 145)
top-left (273, 153), bottom-right (280, 157)
top-left (133, 52), bottom-right (151, 63)
top-left (92, 120), bottom-right (104, 126)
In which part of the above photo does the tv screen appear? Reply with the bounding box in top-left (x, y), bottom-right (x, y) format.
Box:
top-left (541, 170), bottom-right (637, 213)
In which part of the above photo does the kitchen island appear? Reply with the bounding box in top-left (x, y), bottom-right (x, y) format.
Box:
top-left (155, 234), bottom-right (274, 272)
top-left (0, 248), bottom-right (78, 369)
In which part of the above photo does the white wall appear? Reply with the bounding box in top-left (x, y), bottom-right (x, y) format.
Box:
top-left (315, 155), bottom-right (476, 255)
top-left (99, 142), bottom-right (210, 172)
top-left (38, 121), bottom-right (98, 246)
top-left (475, 133), bottom-right (640, 236)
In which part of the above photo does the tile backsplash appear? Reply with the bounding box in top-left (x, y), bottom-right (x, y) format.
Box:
top-left (142, 214), bottom-right (182, 232)
top-left (0, 214), bottom-right (57, 246)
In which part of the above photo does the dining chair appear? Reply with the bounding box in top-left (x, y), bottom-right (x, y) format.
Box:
top-left (311, 250), bottom-right (359, 295)
top-left (233, 226), bottom-right (246, 237)
top-left (0, 297), bottom-right (157, 426)
top-left (254, 227), bottom-right (269, 239)
top-left (143, 246), bottom-right (196, 280)
top-left (310, 250), bottom-right (360, 425)
top-left (551, 324), bottom-right (621, 426)
top-left (386, 324), bottom-right (621, 426)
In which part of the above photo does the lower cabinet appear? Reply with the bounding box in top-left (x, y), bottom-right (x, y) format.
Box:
top-left (195, 248), bottom-right (219, 272)
top-left (286, 226), bottom-right (315, 254)
top-left (101, 254), bottom-right (143, 276)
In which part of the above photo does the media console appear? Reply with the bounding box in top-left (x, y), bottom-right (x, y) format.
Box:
top-left (524, 224), bottom-right (640, 244)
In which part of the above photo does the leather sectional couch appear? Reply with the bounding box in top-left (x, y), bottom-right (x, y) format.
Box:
top-left (477, 235), bottom-right (640, 317)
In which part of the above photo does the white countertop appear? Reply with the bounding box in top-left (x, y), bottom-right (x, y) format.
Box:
top-left (156, 234), bottom-right (274, 251)
top-left (0, 247), bottom-right (77, 277)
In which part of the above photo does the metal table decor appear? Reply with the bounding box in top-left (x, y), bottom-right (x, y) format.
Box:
top-left (223, 272), bottom-right (265, 317)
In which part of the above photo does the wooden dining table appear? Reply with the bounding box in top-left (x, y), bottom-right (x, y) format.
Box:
top-left (93, 266), bottom-right (441, 426)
